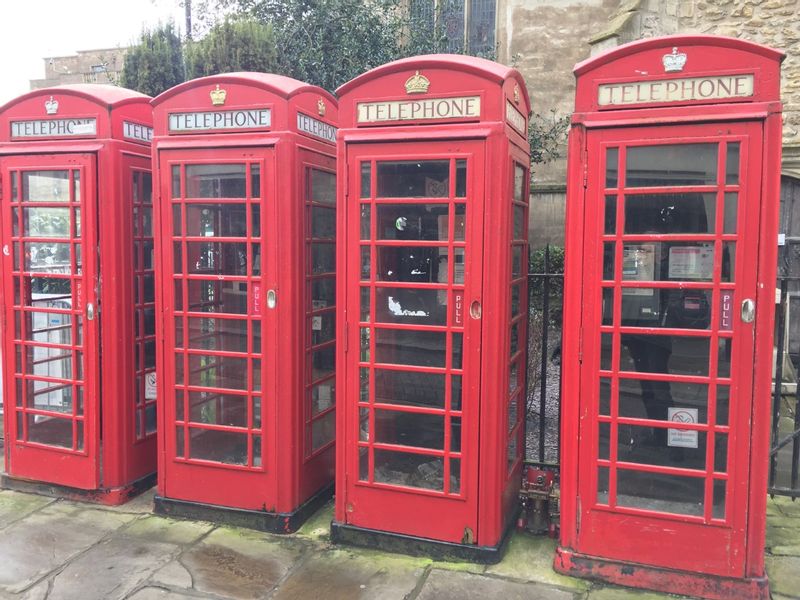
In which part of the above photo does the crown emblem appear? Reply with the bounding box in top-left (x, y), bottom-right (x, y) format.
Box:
top-left (662, 47), bottom-right (687, 73)
top-left (44, 96), bottom-right (59, 115)
top-left (513, 84), bottom-right (520, 105)
top-left (404, 71), bottom-right (430, 95)
top-left (317, 98), bottom-right (326, 116)
top-left (210, 84), bottom-right (227, 106)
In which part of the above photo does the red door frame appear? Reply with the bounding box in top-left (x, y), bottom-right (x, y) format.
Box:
top-left (0, 153), bottom-right (100, 489)
top-left (575, 122), bottom-right (762, 576)
top-left (156, 146), bottom-right (278, 510)
top-left (340, 140), bottom-right (485, 543)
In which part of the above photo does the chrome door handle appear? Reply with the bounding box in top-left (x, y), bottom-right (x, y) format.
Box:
top-left (741, 298), bottom-right (755, 323)
top-left (86, 303), bottom-right (95, 321)
top-left (266, 289), bottom-right (277, 309)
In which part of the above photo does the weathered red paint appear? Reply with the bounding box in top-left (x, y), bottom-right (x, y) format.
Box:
top-left (558, 35), bottom-right (784, 597)
top-left (0, 85), bottom-right (156, 504)
top-left (333, 55), bottom-right (531, 552)
top-left (150, 73), bottom-right (338, 522)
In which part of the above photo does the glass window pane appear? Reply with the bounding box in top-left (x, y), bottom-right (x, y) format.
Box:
top-left (186, 279), bottom-right (248, 315)
top-left (601, 333), bottom-right (613, 371)
top-left (24, 208), bottom-right (70, 238)
top-left (374, 369), bottom-right (444, 408)
top-left (620, 289), bottom-right (712, 329)
top-left (311, 206), bottom-right (335, 239)
top-left (312, 243), bottom-right (335, 274)
top-left (312, 410), bottom-right (336, 450)
top-left (723, 193), bottom-right (737, 234)
top-left (603, 243), bottom-right (616, 281)
top-left (623, 242), bottom-right (715, 283)
top-left (377, 204), bottom-right (449, 240)
top-left (312, 345), bottom-right (335, 381)
top-left (189, 391), bottom-right (247, 427)
top-left (713, 480), bottom-right (726, 520)
top-left (250, 164), bottom-right (261, 198)
top-left (171, 166), bottom-right (181, 198)
top-left (361, 247), bottom-right (371, 280)
top-left (454, 204), bottom-right (466, 241)
top-left (606, 148), bottom-right (618, 188)
top-left (187, 317), bottom-right (247, 353)
top-left (27, 379), bottom-right (73, 413)
top-left (375, 409), bottom-right (443, 449)
top-left (620, 334), bottom-right (709, 376)
top-left (186, 204), bottom-right (247, 237)
top-left (187, 354), bottom-right (248, 390)
top-left (618, 424), bottom-right (707, 470)
top-left (189, 429), bottom-right (247, 465)
top-left (624, 193), bottom-right (716, 235)
top-left (311, 277), bottom-right (335, 306)
top-left (27, 414), bottom-right (72, 448)
top-left (361, 162), bottom-right (371, 198)
top-left (375, 328), bottom-right (446, 368)
top-left (311, 169), bottom-right (336, 204)
top-left (360, 205), bottom-right (371, 240)
top-left (619, 378), bottom-right (709, 424)
top-left (310, 312), bottom-right (335, 346)
top-left (376, 246), bottom-right (447, 283)
top-left (25, 242), bottom-right (72, 273)
top-left (617, 470), bottom-right (704, 516)
top-left (725, 143), bottom-right (740, 185)
top-left (456, 159), bottom-right (467, 197)
top-left (377, 160), bottom-right (449, 197)
top-left (513, 205), bottom-right (526, 240)
top-left (185, 164), bottom-right (246, 198)
top-left (23, 171), bottom-right (70, 202)
top-left (721, 242), bottom-right (736, 282)
top-left (374, 450), bottom-right (444, 491)
top-left (375, 287), bottom-right (446, 325)
top-left (311, 382), bottom-right (335, 416)
top-left (186, 241), bottom-right (248, 276)
top-left (514, 164), bottom-right (526, 202)
top-left (626, 144), bottom-right (718, 187)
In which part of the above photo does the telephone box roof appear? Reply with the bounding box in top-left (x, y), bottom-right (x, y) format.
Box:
top-left (574, 34), bottom-right (785, 76)
top-left (0, 84), bottom-right (150, 113)
top-left (336, 54), bottom-right (530, 107)
top-left (151, 72), bottom-right (338, 106)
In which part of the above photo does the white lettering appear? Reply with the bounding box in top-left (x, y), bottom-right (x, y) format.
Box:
top-left (598, 74), bottom-right (755, 106)
top-left (357, 96), bottom-right (481, 124)
top-left (168, 109), bottom-right (271, 132)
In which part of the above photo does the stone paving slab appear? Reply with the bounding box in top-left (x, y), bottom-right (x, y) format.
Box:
top-left (271, 547), bottom-right (428, 600)
top-left (416, 569), bottom-right (577, 600)
top-left (0, 502), bottom-right (134, 594)
top-left (0, 491), bottom-right (53, 531)
top-left (179, 527), bottom-right (306, 600)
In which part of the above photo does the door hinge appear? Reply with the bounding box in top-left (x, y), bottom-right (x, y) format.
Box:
top-left (343, 320), bottom-right (349, 353)
top-left (578, 327), bottom-right (583, 363)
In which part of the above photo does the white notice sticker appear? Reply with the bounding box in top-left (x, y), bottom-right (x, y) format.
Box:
top-left (667, 407), bottom-right (699, 448)
top-left (145, 372), bottom-right (157, 400)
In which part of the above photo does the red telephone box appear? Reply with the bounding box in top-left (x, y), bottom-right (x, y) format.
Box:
top-left (150, 73), bottom-right (338, 532)
top-left (331, 55), bottom-right (531, 561)
top-left (557, 36), bottom-right (784, 598)
top-left (0, 85), bottom-right (157, 503)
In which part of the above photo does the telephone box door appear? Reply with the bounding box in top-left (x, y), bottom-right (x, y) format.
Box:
top-left (158, 148), bottom-right (276, 509)
top-left (577, 121), bottom-right (762, 576)
top-left (1, 154), bottom-right (100, 489)
top-left (343, 140), bottom-right (484, 542)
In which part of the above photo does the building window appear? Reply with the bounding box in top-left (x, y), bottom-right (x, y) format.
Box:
top-left (410, 0), bottom-right (496, 56)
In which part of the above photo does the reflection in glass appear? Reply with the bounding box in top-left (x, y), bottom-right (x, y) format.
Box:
top-left (377, 204), bottom-right (449, 240)
top-left (312, 345), bottom-right (335, 381)
top-left (186, 164), bottom-right (246, 198)
top-left (186, 241), bottom-right (247, 276)
top-left (605, 196), bottom-right (616, 234)
top-left (456, 160), bottom-right (467, 197)
top-left (375, 287), bottom-right (445, 325)
top-left (624, 193), bottom-right (716, 235)
top-left (312, 410), bottom-right (335, 450)
top-left (186, 204), bottom-right (247, 237)
top-left (617, 425), bottom-right (706, 470)
top-left (186, 279), bottom-right (247, 315)
top-left (189, 429), bottom-right (247, 464)
top-left (360, 287), bottom-right (370, 323)
top-left (312, 277), bottom-right (335, 306)
top-left (725, 143), bottom-right (740, 185)
top-left (360, 205), bottom-right (371, 240)
top-left (375, 328), bottom-right (446, 368)
top-left (376, 246), bottom-right (447, 283)
top-left (597, 466), bottom-right (610, 504)
top-left (620, 289), bottom-right (712, 329)
top-left (373, 369), bottom-right (445, 408)
top-left (27, 414), bottom-right (72, 448)
top-left (617, 470), bottom-right (704, 516)
top-left (172, 166), bottom-right (181, 198)
top-left (312, 206), bottom-right (335, 239)
top-left (311, 169), bottom-right (336, 204)
top-left (312, 243), bottom-right (335, 274)
top-left (23, 171), bottom-right (70, 202)
top-left (514, 164), bottom-right (526, 201)
top-left (377, 160), bottom-right (449, 197)
top-left (713, 480), bottom-right (726, 519)
top-left (603, 243), bottom-right (615, 281)
top-left (626, 144), bottom-right (717, 187)
top-left (361, 162), bottom-right (371, 198)
top-left (25, 242), bottom-right (72, 273)
top-left (311, 383), bottom-right (335, 416)
top-left (187, 317), bottom-right (247, 352)
top-left (189, 391), bottom-right (247, 427)
top-left (721, 242), bottom-right (736, 282)
top-left (606, 148), bottom-right (618, 188)
top-left (514, 205), bottom-right (526, 240)
top-left (375, 409), bottom-right (443, 449)
top-left (618, 378), bottom-right (709, 423)
top-left (452, 375), bottom-right (462, 411)
top-left (187, 354), bottom-right (248, 390)
top-left (374, 450), bottom-right (447, 491)
top-left (619, 334), bottom-right (709, 377)
top-left (250, 164), bottom-right (261, 198)
top-left (24, 208), bottom-right (70, 238)
top-left (723, 193), bottom-right (738, 234)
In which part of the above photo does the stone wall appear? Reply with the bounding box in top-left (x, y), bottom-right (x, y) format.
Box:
top-left (30, 48), bottom-right (128, 90)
